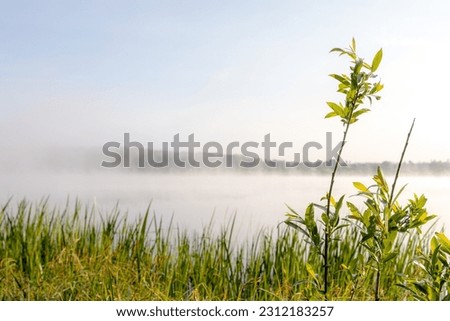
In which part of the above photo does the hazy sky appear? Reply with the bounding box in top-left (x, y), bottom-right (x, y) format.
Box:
top-left (1, 0), bottom-right (450, 165)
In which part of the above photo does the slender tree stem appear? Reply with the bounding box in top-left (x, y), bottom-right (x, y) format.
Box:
top-left (373, 118), bottom-right (415, 301)
top-left (323, 121), bottom-right (350, 298)
top-left (323, 95), bottom-right (357, 299)
top-left (388, 118), bottom-right (416, 207)
top-left (375, 266), bottom-right (381, 301)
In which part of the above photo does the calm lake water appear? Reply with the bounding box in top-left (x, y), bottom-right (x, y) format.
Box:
top-left (1, 171), bottom-right (449, 238)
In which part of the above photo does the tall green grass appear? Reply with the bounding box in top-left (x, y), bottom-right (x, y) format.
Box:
top-left (0, 199), bottom-right (437, 300)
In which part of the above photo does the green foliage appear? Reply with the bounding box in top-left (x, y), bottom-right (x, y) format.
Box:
top-left (0, 200), bottom-right (442, 300)
top-left (347, 167), bottom-right (436, 299)
top-left (326, 38), bottom-right (383, 124)
top-left (398, 234), bottom-right (450, 300)
top-left (348, 169), bottom-right (436, 238)
top-left (285, 39), bottom-right (383, 299)
top-left (284, 39), bottom-right (448, 301)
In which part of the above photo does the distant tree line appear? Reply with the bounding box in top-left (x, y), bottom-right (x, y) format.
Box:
top-left (102, 149), bottom-right (450, 175)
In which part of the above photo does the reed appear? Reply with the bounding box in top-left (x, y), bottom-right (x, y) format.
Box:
top-left (0, 200), bottom-right (441, 300)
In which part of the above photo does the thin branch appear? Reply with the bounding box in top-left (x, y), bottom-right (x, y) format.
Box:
top-left (388, 118), bottom-right (416, 208)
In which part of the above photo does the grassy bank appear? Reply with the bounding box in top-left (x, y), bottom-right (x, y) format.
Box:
top-left (0, 200), bottom-right (442, 300)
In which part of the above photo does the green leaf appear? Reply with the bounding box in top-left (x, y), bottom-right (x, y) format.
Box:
top-left (373, 166), bottom-right (389, 194)
top-left (352, 108), bottom-right (370, 119)
top-left (305, 203), bottom-right (315, 223)
top-left (354, 58), bottom-right (363, 75)
top-left (353, 181), bottom-right (368, 192)
top-left (285, 204), bottom-right (300, 216)
top-left (371, 82), bottom-right (384, 93)
top-left (371, 48), bottom-right (383, 72)
top-left (329, 195), bottom-right (336, 207)
top-left (348, 117), bottom-right (359, 124)
top-left (306, 262), bottom-right (319, 284)
top-left (411, 282), bottom-right (428, 297)
top-left (416, 194), bottom-right (427, 208)
top-left (391, 184), bottom-right (407, 205)
top-left (347, 202), bottom-right (362, 220)
top-left (330, 48), bottom-right (356, 59)
top-left (436, 232), bottom-right (450, 254)
top-left (325, 111), bottom-right (337, 119)
top-left (284, 220), bottom-right (302, 230)
top-left (431, 243), bottom-right (441, 268)
top-left (396, 283), bottom-right (424, 301)
top-left (326, 102), bottom-right (344, 117)
top-left (330, 47), bottom-right (344, 54)
top-left (362, 61), bottom-right (372, 70)
top-left (312, 203), bottom-right (328, 212)
top-left (383, 251), bottom-right (398, 263)
top-left (285, 221), bottom-right (309, 238)
top-left (334, 195), bottom-right (345, 213)
top-left (329, 74), bottom-right (350, 86)
top-left (430, 236), bottom-right (439, 252)
top-left (331, 224), bottom-right (348, 234)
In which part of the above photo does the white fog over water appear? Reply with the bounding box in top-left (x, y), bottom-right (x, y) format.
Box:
top-left (1, 170), bottom-right (448, 239)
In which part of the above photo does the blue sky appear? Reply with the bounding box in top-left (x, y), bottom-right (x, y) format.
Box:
top-left (1, 0), bottom-right (450, 163)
